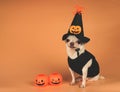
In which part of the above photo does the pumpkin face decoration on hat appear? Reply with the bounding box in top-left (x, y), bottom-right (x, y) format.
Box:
top-left (49, 73), bottom-right (62, 86)
top-left (35, 74), bottom-right (48, 87)
top-left (62, 12), bottom-right (90, 43)
top-left (70, 25), bottom-right (81, 34)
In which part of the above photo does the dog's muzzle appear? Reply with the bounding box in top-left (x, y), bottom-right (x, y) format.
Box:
top-left (70, 42), bottom-right (75, 48)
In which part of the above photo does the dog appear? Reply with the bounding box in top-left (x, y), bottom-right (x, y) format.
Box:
top-left (62, 35), bottom-right (104, 88)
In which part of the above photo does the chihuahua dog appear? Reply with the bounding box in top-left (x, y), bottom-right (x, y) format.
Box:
top-left (63, 35), bottom-right (104, 88)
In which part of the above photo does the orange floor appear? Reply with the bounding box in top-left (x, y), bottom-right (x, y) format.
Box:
top-left (0, 0), bottom-right (120, 92)
top-left (0, 74), bottom-right (120, 92)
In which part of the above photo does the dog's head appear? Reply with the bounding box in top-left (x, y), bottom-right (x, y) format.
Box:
top-left (62, 35), bottom-right (89, 50)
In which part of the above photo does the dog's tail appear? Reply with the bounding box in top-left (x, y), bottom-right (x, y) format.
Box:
top-left (99, 75), bottom-right (105, 80)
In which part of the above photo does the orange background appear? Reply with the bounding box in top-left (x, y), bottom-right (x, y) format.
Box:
top-left (0, 0), bottom-right (120, 92)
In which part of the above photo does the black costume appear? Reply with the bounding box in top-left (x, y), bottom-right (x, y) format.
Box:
top-left (68, 50), bottom-right (100, 77)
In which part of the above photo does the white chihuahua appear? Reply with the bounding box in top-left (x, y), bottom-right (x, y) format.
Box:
top-left (62, 12), bottom-right (104, 88)
top-left (63, 35), bottom-right (104, 88)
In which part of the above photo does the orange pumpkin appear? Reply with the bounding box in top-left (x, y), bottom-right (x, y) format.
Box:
top-left (49, 73), bottom-right (62, 86)
top-left (70, 25), bottom-right (81, 34)
top-left (35, 74), bottom-right (48, 87)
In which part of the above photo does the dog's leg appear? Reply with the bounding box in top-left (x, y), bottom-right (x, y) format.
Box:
top-left (88, 75), bottom-right (104, 81)
top-left (80, 59), bottom-right (92, 88)
top-left (80, 67), bottom-right (88, 88)
top-left (69, 67), bottom-right (75, 85)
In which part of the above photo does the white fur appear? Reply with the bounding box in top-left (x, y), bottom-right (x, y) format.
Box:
top-left (64, 35), bottom-right (102, 88)
top-left (69, 68), bottom-right (75, 85)
top-left (81, 59), bottom-right (92, 88)
top-left (66, 36), bottom-right (85, 59)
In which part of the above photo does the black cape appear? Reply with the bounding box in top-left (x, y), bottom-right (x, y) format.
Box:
top-left (68, 50), bottom-right (100, 77)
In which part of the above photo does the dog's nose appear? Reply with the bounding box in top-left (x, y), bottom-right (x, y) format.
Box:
top-left (70, 42), bottom-right (74, 46)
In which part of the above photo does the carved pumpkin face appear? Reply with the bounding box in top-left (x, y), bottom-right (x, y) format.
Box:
top-left (49, 73), bottom-right (62, 86)
top-left (70, 25), bottom-right (81, 34)
top-left (35, 74), bottom-right (48, 87)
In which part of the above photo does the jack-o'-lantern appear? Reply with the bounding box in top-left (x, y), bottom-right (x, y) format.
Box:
top-left (35, 74), bottom-right (48, 87)
top-left (49, 73), bottom-right (62, 86)
top-left (70, 25), bottom-right (81, 34)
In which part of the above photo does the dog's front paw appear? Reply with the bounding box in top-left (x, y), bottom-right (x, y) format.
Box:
top-left (79, 84), bottom-right (86, 88)
top-left (70, 81), bottom-right (75, 86)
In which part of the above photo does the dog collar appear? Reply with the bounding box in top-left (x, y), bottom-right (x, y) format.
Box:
top-left (75, 48), bottom-right (80, 57)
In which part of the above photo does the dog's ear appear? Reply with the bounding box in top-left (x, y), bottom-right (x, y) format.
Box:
top-left (62, 34), bottom-right (69, 41)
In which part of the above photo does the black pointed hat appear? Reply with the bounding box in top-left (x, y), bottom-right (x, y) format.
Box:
top-left (62, 12), bottom-right (90, 43)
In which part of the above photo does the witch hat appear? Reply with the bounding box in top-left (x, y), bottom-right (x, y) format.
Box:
top-left (62, 12), bottom-right (90, 43)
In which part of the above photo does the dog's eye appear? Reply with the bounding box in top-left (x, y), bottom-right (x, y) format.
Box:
top-left (66, 39), bottom-right (70, 42)
top-left (77, 40), bottom-right (82, 44)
